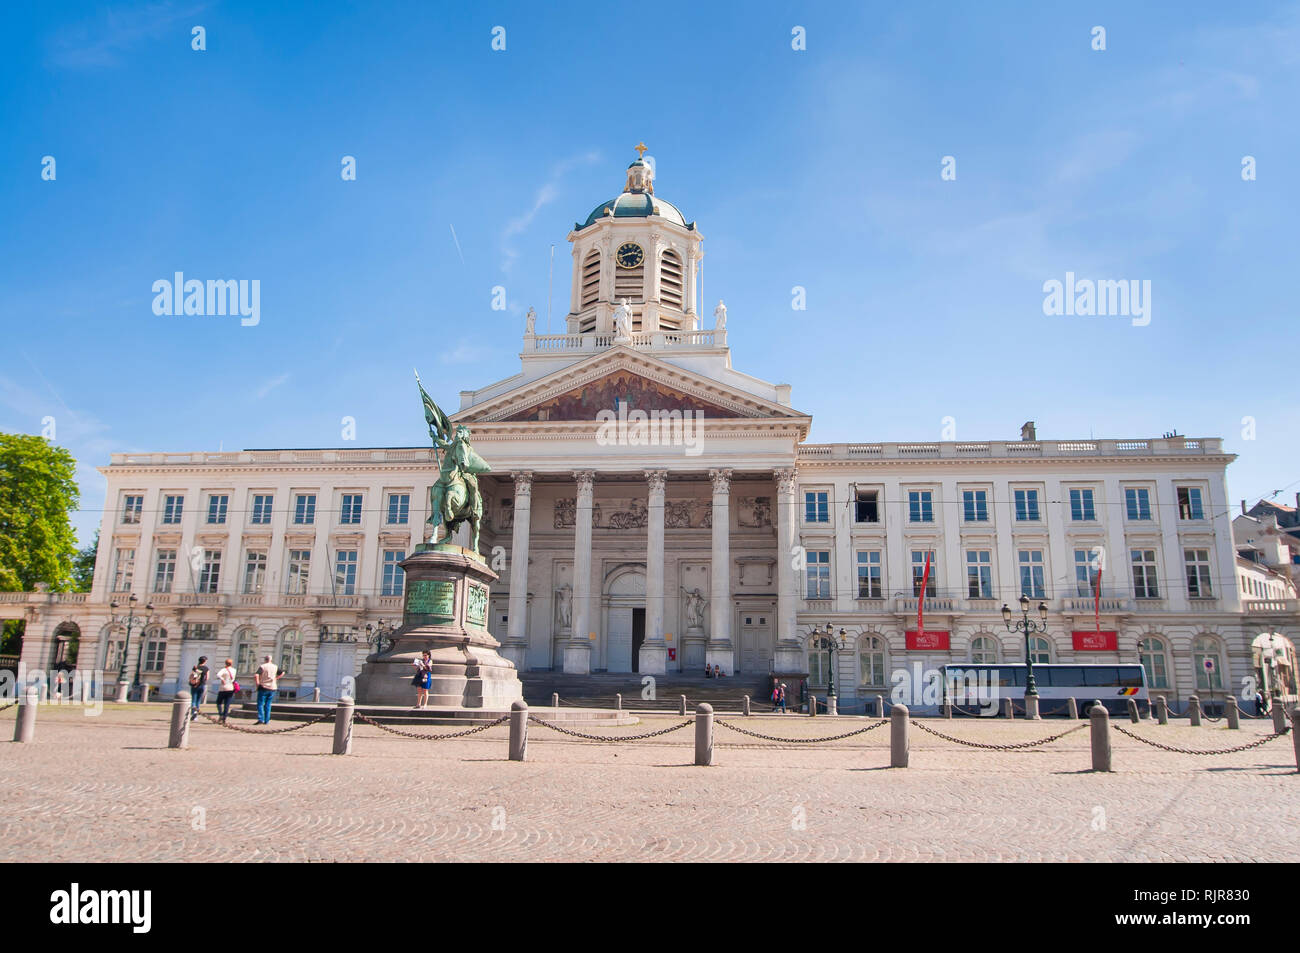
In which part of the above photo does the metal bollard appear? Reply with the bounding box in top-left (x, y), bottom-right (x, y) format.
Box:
top-left (1155, 695), bottom-right (1168, 725)
top-left (116, 680), bottom-right (130, 704)
top-left (509, 700), bottom-right (528, 762)
top-left (876, 695), bottom-right (885, 718)
top-left (332, 697), bottom-right (354, 755)
top-left (679, 695), bottom-right (687, 716)
top-left (1188, 695), bottom-right (1201, 727)
top-left (694, 703), bottom-right (714, 766)
top-left (1089, 701), bottom-right (1111, 772)
top-left (742, 694), bottom-right (750, 716)
top-left (168, 691), bottom-right (191, 749)
top-left (1272, 702), bottom-right (1287, 735)
top-left (890, 703), bottom-right (909, 768)
top-left (551, 692), bottom-right (559, 709)
top-left (1003, 697), bottom-right (1015, 720)
top-left (809, 694), bottom-right (816, 717)
top-left (1025, 694), bottom-right (1041, 720)
top-left (140, 684), bottom-right (151, 704)
top-left (1226, 699), bottom-right (1239, 730)
top-left (942, 699), bottom-right (952, 718)
top-left (1067, 696), bottom-right (1079, 720)
top-left (614, 693), bottom-right (622, 711)
top-left (13, 687), bottom-right (39, 742)
top-left (313, 687), bottom-right (322, 703)
top-left (1127, 697), bottom-right (1140, 724)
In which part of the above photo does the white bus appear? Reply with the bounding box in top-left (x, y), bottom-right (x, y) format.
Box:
top-left (941, 663), bottom-right (1148, 717)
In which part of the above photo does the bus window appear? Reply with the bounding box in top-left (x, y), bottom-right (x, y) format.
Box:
top-left (1117, 669), bottom-right (1144, 689)
top-left (1083, 667), bottom-right (1121, 687)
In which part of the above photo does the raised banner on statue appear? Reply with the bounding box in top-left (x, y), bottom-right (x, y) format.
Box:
top-left (1072, 630), bottom-right (1118, 651)
top-left (905, 629), bottom-right (950, 651)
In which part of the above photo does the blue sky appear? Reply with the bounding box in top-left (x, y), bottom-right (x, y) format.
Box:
top-left (1, 0), bottom-right (1297, 544)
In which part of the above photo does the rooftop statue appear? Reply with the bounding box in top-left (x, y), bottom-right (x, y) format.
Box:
top-left (416, 370), bottom-right (490, 555)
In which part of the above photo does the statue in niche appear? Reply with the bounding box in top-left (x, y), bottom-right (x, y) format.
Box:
top-left (554, 584), bottom-right (572, 630)
top-left (681, 587), bottom-right (707, 630)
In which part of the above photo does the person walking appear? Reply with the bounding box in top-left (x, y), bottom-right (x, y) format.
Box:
top-left (778, 682), bottom-right (788, 714)
top-left (412, 650), bottom-right (433, 709)
top-left (215, 658), bottom-right (237, 723)
top-left (254, 654), bottom-right (282, 724)
top-left (1255, 689), bottom-right (1267, 716)
top-left (187, 655), bottom-right (210, 720)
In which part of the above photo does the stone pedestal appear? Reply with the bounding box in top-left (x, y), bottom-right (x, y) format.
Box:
top-left (638, 644), bottom-right (668, 675)
top-left (356, 544), bottom-right (522, 708)
top-left (774, 643), bottom-right (804, 674)
top-left (682, 626), bottom-right (707, 670)
top-left (705, 645), bottom-right (734, 676)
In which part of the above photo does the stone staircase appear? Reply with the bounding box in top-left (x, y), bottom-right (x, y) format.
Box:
top-left (519, 671), bottom-right (772, 712)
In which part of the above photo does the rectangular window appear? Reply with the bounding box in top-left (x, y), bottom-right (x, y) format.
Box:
top-left (1069, 488), bottom-right (1096, 521)
top-left (340, 494), bottom-right (363, 525)
top-left (1018, 549), bottom-right (1045, 598)
top-left (908, 491), bottom-right (934, 523)
top-left (121, 495), bottom-right (143, 524)
top-left (382, 550), bottom-right (407, 596)
top-left (198, 550), bottom-right (222, 594)
top-left (1073, 549), bottom-right (1100, 598)
top-left (962, 490), bottom-right (989, 522)
top-left (251, 494), bottom-right (273, 525)
top-left (966, 550), bottom-right (993, 598)
top-left (1185, 548), bottom-right (1213, 598)
top-left (143, 636), bottom-right (166, 673)
top-left (1014, 489), bottom-right (1040, 522)
top-left (182, 622), bottom-right (215, 641)
top-left (153, 549), bottom-right (176, 594)
top-left (162, 495), bottom-right (184, 524)
top-left (386, 493), bottom-right (411, 525)
top-left (206, 494), bottom-right (229, 524)
top-left (854, 490), bottom-right (879, 523)
top-left (1125, 487), bottom-right (1152, 521)
top-left (855, 551), bottom-right (882, 599)
top-left (286, 550), bottom-right (311, 594)
top-left (805, 550), bottom-right (830, 599)
top-left (1131, 549), bottom-right (1159, 599)
top-left (111, 548), bottom-right (135, 592)
top-left (911, 550), bottom-right (937, 597)
top-left (804, 491), bottom-right (829, 523)
top-left (334, 550), bottom-right (358, 595)
top-left (243, 550), bottom-right (267, 594)
top-left (1177, 487), bottom-right (1204, 520)
top-left (293, 494), bottom-right (316, 525)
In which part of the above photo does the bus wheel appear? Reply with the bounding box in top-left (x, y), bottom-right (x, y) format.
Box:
top-left (1079, 701), bottom-right (1093, 717)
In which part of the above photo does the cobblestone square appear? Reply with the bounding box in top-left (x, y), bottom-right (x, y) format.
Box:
top-left (2, 704), bottom-right (1296, 863)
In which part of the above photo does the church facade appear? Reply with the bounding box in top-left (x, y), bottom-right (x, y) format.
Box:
top-left (5, 149), bottom-right (1295, 708)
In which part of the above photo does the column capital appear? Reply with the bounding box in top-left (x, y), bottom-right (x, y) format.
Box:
top-left (774, 467), bottom-right (799, 496)
top-left (709, 468), bottom-right (733, 495)
top-left (644, 469), bottom-right (667, 496)
top-left (572, 470), bottom-right (596, 496)
top-left (510, 470), bottom-right (535, 496)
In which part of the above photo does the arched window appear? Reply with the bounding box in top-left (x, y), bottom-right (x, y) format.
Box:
top-left (970, 635), bottom-right (999, 664)
top-left (277, 628), bottom-right (303, 677)
top-left (142, 626), bottom-right (168, 674)
top-left (1139, 636), bottom-right (1170, 689)
top-left (580, 249), bottom-right (601, 309)
top-left (51, 623), bottom-right (81, 670)
top-left (659, 250), bottom-right (684, 311)
top-left (234, 627), bottom-right (259, 676)
top-left (1194, 636), bottom-right (1224, 690)
top-left (1027, 636), bottom-right (1052, 665)
top-left (858, 635), bottom-right (888, 687)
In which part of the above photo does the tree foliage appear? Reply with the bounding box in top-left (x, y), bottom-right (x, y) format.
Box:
top-left (71, 529), bottom-right (99, 592)
top-left (0, 433), bottom-right (81, 591)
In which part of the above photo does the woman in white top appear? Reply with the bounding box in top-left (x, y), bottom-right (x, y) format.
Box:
top-left (215, 658), bottom-right (237, 723)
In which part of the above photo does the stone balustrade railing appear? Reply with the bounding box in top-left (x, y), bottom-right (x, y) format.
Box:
top-left (798, 437), bottom-right (1223, 460)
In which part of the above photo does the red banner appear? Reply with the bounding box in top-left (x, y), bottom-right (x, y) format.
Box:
top-left (1072, 630), bottom-right (1118, 651)
top-left (905, 630), bottom-right (950, 651)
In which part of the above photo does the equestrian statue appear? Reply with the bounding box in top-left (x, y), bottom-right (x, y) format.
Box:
top-left (415, 370), bottom-right (490, 555)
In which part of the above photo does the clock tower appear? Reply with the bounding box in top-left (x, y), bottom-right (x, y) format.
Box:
top-left (565, 144), bottom-right (703, 336)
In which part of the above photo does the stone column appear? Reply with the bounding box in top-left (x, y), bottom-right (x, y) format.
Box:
top-left (565, 471), bottom-right (595, 674)
top-left (502, 471), bottom-right (533, 670)
top-left (706, 469), bottom-right (734, 675)
top-left (640, 470), bottom-right (668, 674)
top-left (773, 468), bottom-right (803, 673)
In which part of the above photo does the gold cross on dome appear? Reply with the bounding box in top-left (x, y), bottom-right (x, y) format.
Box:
top-left (634, 141), bottom-right (648, 158)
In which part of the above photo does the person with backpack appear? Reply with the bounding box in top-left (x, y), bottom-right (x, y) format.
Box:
top-left (778, 682), bottom-right (788, 714)
top-left (215, 658), bottom-right (238, 723)
top-left (771, 681), bottom-right (781, 712)
top-left (254, 655), bottom-right (282, 724)
top-left (187, 656), bottom-right (210, 720)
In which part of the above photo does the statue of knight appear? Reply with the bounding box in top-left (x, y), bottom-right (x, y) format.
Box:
top-left (415, 370), bottom-right (491, 555)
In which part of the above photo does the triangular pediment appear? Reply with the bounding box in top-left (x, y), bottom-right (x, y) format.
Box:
top-left (454, 347), bottom-right (807, 426)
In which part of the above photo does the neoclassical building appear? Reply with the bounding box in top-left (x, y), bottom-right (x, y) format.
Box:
top-left (4, 148), bottom-right (1296, 707)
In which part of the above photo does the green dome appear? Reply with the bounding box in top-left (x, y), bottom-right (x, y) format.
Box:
top-left (579, 193), bottom-right (689, 229)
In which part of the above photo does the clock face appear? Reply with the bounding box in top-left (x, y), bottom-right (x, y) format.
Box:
top-left (616, 242), bottom-right (644, 268)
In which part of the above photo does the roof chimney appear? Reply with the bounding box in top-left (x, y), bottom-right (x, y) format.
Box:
top-left (1020, 421), bottom-right (1036, 441)
top-left (1241, 499), bottom-right (1247, 515)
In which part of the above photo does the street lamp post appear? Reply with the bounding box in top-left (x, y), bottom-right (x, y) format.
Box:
top-left (1001, 594), bottom-right (1049, 720)
top-left (108, 594), bottom-right (154, 703)
top-left (808, 622), bottom-right (847, 716)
